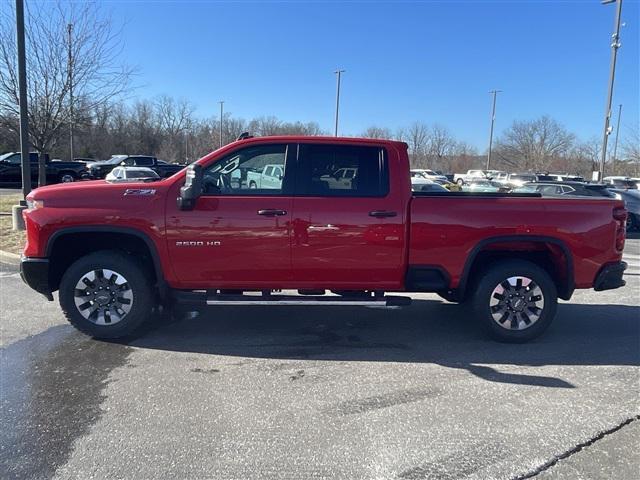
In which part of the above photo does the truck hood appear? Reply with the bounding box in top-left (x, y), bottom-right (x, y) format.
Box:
top-left (26, 179), bottom-right (169, 207)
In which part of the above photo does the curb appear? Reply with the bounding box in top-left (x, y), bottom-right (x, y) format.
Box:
top-left (0, 249), bottom-right (20, 265)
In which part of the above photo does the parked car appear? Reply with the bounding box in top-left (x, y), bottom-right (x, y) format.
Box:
top-left (411, 176), bottom-right (448, 193)
top-left (465, 179), bottom-right (509, 193)
top-left (432, 178), bottom-right (462, 191)
top-left (536, 173), bottom-right (585, 183)
top-left (319, 166), bottom-right (358, 190)
top-left (603, 176), bottom-right (638, 190)
top-left (0, 151), bottom-right (87, 186)
top-left (87, 155), bottom-right (184, 179)
top-left (246, 164), bottom-right (285, 189)
top-left (502, 173), bottom-right (537, 188)
top-left (514, 181), bottom-right (617, 198)
top-left (410, 169), bottom-right (448, 182)
top-left (21, 135), bottom-right (628, 343)
top-left (610, 189), bottom-right (640, 231)
top-left (105, 167), bottom-right (160, 183)
top-left (453, 169), bottom-right (488, 185)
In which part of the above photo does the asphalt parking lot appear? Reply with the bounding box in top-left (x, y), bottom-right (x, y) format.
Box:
top-left (1, 239), bottom-right (638, 480)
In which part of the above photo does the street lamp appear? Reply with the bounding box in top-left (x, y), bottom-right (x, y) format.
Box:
top-left (68, 23), bottom-right (74, 162)
top-left (485, 90), bottom-right (502, 171)
top-left (11, 0), bottom-right (30, 231)
top-left (218, 101), bottom-right (224, 148)
top-left (599, 0), bottom-right (624, 181)
top-left (334, 69), bottom-right (345, 137)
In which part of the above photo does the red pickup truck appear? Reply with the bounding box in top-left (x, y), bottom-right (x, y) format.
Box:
top-left (20, 135), bottom-right (628, 342)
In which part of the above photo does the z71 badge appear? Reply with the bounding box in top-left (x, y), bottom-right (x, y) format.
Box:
top-left (124, 189), bottom-right (156, 196)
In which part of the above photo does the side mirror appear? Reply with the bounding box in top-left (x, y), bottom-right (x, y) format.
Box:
top-left (177, 163), bottom-right (203, 210)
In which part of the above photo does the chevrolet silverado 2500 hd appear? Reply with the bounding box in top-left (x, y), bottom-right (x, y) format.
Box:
top-left (21, 136), bottom-right (628, 342)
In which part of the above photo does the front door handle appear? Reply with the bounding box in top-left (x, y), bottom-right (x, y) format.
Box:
top-left (369, 210), bottom-right (397, 218)
top-left (257, 209), bottom-right (287, 217)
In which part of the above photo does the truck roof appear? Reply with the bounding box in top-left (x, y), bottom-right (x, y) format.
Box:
top-left (234, 135), bottom-right (408, 149)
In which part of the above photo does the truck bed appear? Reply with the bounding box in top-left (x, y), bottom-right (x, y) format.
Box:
top-left (409, 194), bottom-right (623, 291)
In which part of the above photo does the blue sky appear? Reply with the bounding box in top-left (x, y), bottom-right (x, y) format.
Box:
top-left (106, 0), bottom-right (637, 149)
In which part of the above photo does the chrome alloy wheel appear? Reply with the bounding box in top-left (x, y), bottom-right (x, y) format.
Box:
top-left (489, 276), bottom-right (545, 331)
top-left (73, 269), bottom-right (133, 325)
top-left (60, 174), bottom-right (75, 182)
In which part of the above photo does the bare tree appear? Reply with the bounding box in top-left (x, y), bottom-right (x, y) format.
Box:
top-left (0, 1), bottom-right (133, 162)
top-left (426, 124), bottom-right (456, 169)
top-left (618, 125), bottom-right (640, 177)
top-left (401, 122), bottom-right (430, 168)
top-left (361, 126), bottom-right (392, 139)
top-left (495, 116), bottom-right (575, 171)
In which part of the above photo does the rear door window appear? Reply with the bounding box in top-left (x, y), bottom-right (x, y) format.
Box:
top-left (296, 144), bottom-right (388, 197)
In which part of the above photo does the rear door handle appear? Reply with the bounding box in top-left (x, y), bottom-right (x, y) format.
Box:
top-left (369, 210), bottom-right (397, 218)
top-left (257, 209), bottom-right (287, 217)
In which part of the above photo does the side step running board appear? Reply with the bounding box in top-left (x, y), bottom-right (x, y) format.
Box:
top-left (173, 290), bottom-right (411, 307)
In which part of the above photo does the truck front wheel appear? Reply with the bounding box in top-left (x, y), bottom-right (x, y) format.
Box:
top-left (471, 260), bottom-right (557, 343)
top-left (59, 251), bottom-right (154, 339)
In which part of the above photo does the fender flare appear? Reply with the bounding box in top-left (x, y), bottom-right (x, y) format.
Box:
top-left (456, 235), bottom-right (575, 300)
top-left (46, 226), bottom-right (165, 285)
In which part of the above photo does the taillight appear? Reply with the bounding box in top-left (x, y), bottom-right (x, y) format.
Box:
top-left (613, 207), bottom-right (627, 252)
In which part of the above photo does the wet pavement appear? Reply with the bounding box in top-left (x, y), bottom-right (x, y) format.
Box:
top-left (1, 240), bottom-right (639, 479)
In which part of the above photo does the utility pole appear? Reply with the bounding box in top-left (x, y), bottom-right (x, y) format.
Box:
top-left (218, 101), bottom-right (224, 148)
top-left (599, 0), bottom-right (623, 181)
top-left (485, 89), bottom-right (501, 171)
top-left (334, 69), bottom-right (345, 137)
top-left (611, 103), bottom-right (623, 173)
top-left (68, 23), bottom-right (74, 162)
top-left (184, 129), bottom-right (189, 163)
top-left (12, 0), bottom-right (30, 230)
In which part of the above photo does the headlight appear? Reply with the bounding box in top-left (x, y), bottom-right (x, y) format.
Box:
top-left (26, 199), bottom-right (44, 210)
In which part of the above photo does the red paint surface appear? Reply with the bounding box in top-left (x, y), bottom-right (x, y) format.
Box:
top-left (23, 136), bottom-right (626, 292)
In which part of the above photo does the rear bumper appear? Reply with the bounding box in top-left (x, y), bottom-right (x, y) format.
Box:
top-left (20, 257), bottom-right (53, 300)
top-left (593, 261), bottom-right (627, 291)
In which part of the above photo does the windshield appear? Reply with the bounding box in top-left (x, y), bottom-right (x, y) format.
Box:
top-left (127, 170), bottom-right (159, 179)
top-left (100, 155), bottom-right (128, 165)
top-left (0, 152), bottom-right (16, 161)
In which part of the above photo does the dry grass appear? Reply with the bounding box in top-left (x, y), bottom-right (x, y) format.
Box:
top-left (0, 194), bottom-right (26, 255)
top-left (0, 194), bottom-right (22, 213)
top-left (0, 217), bottom-right (26, 255)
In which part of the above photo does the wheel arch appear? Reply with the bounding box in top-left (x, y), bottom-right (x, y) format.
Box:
top-left (46, 226), bottom-right (165, 293)
top-left (457, 235), bottom-right (574, 301)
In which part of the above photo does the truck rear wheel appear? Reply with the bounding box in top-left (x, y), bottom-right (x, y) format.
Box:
top-left (59, 251), bottom-right (154, 339)
top-left (471, 260), bottom-right (557, 343)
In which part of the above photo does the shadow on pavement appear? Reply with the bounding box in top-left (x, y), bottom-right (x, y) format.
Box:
top-left (125, 299), bottom-right (640, 389)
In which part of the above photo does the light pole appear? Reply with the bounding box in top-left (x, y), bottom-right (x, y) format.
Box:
top-left (599, 0), bottom-right (623, 181)
top-left (12, 0), bottom-right (30, 230)
top-left (68, 23), bottom-right (74, 162)
top-left (485, 89), bottom-right (501, 171)
top-left (184, 129), bottom-right (189, 163)
top-left (334, 69), bottom-right (345, 137)
top-left (611, 103), bottom-right (622, 173)
top-left (218, 101), bottom-right (224, 148)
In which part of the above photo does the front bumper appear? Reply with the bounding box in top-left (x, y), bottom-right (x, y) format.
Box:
top-left (593, 261), bottom-right (627, 291)
top-left (20, 257), bottom-right (53, 300)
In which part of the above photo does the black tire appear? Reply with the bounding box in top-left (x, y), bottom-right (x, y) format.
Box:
top-left (249, 181), bottom-right (257, 189)
top-left (59, 250), bottom-right (155, 339)
top-left (471, 260), bottom-right (557, 343)
top-left (456, 178), bottom-right (464, 186)
top-left (627, 213), bottom-right (639, 232)
top-left (58, 172), bottom-right (76, 183)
